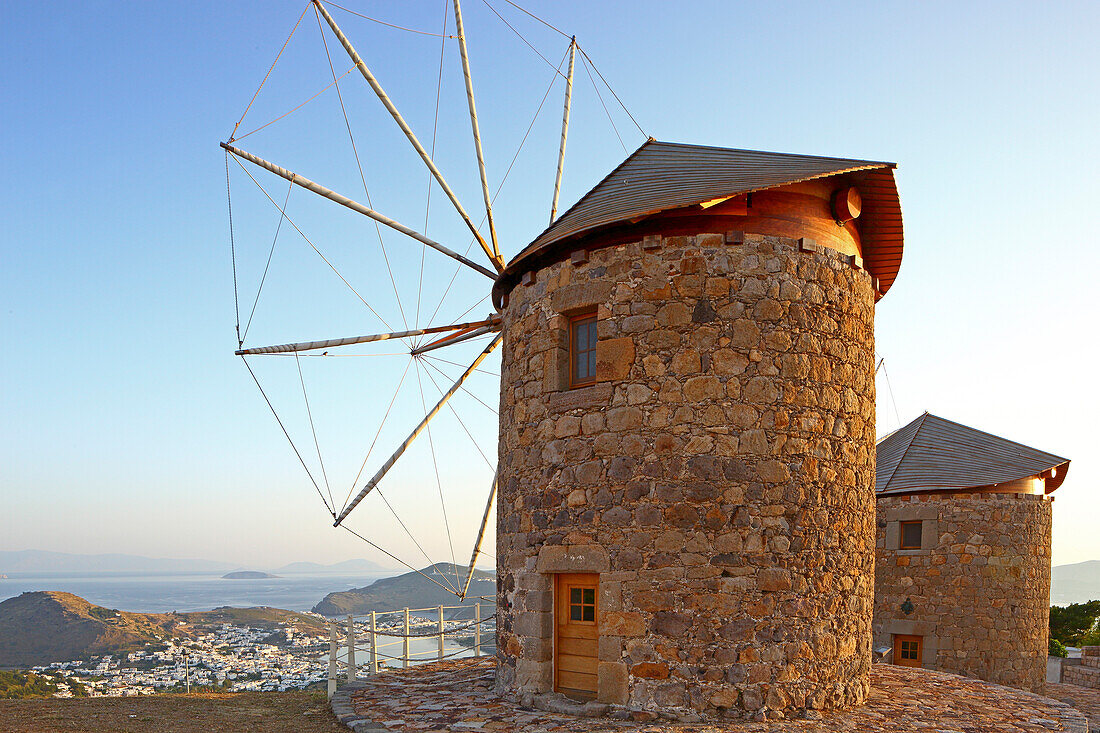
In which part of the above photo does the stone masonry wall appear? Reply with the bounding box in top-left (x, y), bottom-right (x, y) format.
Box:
top-left (496, 232), bottom-right (878, 720)
top-left (873, 492), bottom-right (1052, 693)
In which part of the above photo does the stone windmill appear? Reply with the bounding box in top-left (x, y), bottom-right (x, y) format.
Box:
top-left (491, 141), bottom-right (903, 718)
top-left (221, 2), bottom-right (905, 721)
top-left (873, 412), bottom-right (1069, 693)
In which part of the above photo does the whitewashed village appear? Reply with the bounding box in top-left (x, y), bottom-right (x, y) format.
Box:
top-left (26, 609), bottom-right (496, 698)
top-left (30, 622), bottom-right (329, 697)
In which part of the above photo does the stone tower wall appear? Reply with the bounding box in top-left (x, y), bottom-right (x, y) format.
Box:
top-left (873, 492), bottom-right (1052, 693)
top-left (496, 232), bottom-right (878, 719)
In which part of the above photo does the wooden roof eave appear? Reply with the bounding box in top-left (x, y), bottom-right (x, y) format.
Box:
top-left (495, 162), bottom-right (904, 308)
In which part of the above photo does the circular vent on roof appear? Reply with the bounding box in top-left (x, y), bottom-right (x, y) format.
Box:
top-left (833, 186), bottom-right (862, 225)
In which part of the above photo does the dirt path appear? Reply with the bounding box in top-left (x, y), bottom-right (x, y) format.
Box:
top-left (0, 691), bottom-right (346, 733)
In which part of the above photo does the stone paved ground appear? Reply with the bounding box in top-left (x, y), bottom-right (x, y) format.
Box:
top-left (1046, 682), bottom-right (1100, 731)
top-left (343, 658), bottom-right (1087, 732)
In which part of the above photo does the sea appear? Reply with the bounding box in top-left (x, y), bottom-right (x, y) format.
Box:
top-left (0, 571), bottom-right (395, 614)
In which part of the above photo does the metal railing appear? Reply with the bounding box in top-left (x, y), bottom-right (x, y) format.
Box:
top-left (325, 602), bottom-right (496, 698)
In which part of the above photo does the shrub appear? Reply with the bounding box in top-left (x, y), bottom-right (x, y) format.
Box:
top-left (0, 670), bottom-right (59, 699)
top-left (1049, 637), bottom-right (1068, 657)
top-left (1050, 600), bottom-right (1100, 646)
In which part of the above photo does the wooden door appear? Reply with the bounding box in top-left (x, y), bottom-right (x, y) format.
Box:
top-left (894, 634), bottom-right (922, 667)
top-left (555, 573), bottom-right (599, 698)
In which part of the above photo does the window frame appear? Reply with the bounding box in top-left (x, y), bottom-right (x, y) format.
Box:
top-left (899, 520), bottom-right (923, 550)
top-left (568, 311), bottom-right (598, 389)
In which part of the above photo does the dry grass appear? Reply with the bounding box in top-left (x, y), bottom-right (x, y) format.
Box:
top-left (0, 691), bottom-right (346, 733)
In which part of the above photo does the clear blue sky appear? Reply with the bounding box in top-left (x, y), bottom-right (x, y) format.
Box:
top-left (2, 1), bottom-right (1096, 570)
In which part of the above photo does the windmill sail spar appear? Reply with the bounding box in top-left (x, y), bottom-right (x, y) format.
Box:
top-left (313, 0), bottom-right (503, 273)
top-left (460, 471), bottom-right (497, 599)
top-left (333, 332), bottom-right (503, 527)
top-left (550, 37), bottom-right (576, 224)
top-left (236, 317), bottom-right (500, 356)
top-left (225, 0), bottom-right (648, 593)
top-left (452, 0), bottom-right (500, 264)
top-left (222, 143), bottom-right (496, 279)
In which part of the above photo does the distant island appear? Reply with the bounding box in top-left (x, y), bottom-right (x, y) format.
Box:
top-left (221, 571), bottom-right (278, 580)
top-left (313, 562), bottom-right (494, 618)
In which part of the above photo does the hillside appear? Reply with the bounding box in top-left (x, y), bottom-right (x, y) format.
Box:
top-left (0, 592), bottom-right (326, 667)
top-left (1052, 560), bottom-right (1100, 605)
top-left (0, 592), bottom-right (177, 667)
top-left (178, 606), bottom-right (326, 635)
top-left (312, 563), bottom-right (494, 617)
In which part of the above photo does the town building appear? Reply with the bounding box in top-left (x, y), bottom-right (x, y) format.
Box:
top-left (873, 412), bottom-right (1070, 692)
top-left (493, 140), bottom-right (903, 719)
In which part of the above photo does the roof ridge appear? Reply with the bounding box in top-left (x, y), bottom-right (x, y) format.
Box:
top-left (879, 412), bottom-right (928, 492)
top-left (648, 139), bottom-right (896, 168)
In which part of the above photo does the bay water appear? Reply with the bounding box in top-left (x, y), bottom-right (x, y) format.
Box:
top-left (0, 571), bottom-right (394, 613)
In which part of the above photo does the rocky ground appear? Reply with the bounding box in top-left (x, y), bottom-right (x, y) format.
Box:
top-left (0, 691), bottom-right (344, 733)
top-left (341, 658), bottom-right (1090, 732)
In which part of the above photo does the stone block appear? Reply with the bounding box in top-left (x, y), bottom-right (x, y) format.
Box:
top-left (597, 662), bottom-right (629, 704)
top-left (536, 544), bottom-right (610, 573)
top-left (756, 460), bottom-right (791, 483)
top-left (595, 337), bottom-right (635, 381)
top-left (601, 611), bottom-right (645, 637)
top-left (548, 382), bottom-right (611, 413)
top-left (758, 568), bottom-right (792, 591)
top-left (631, 662), bottom-right (670, 679)
top-left (606, 406), bottom-right (643, 431)
top-left (515, 659), bottom-right (553, 692)
top-left (598, 635), bottom-right (623, 662)
top-left (551, 281), bottom-right (613, 313)
top-left (514, 611), bottom-right (552, 638)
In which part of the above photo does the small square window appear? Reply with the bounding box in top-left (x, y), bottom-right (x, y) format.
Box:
top-left (567, 584), bottom-right (596, 623)
top-left (569, 312), bottom-right (598, 388)
top-left (900, 521), bottom-right (922, 550)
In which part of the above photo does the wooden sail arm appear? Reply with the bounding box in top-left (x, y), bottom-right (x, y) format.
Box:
top-left (460, 471), bottom-right (497, 599)
top-left (235, 317), bottom-right (500, 356)
top-left (313, 0), bottom-right (503, 273)
top-left (550, 37), bottom-right (576, 225)
top-left (409, 322), bottom-right (500, 356)
top-left (334, 332), bottom-right (503, 527)
top-left (452, 0), bottom-right (500, 264)
top-left (222, 143), bottom-right (496, 279)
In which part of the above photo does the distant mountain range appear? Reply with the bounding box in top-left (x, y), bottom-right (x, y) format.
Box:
top-left (1051, 560), bottom-right (1100, 606)
top-left (0, 551), bottom-right (238, 575)
top-left (270, 559), bottom-right (390, 575)
top-left (0, 551), bottom-right (395, 576)
top-left (313, 563), bottom-right (495, 618)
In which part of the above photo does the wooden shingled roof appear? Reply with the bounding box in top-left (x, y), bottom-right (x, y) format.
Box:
top-left (500, 140), bottom-right (904, 295)
top-left (876, 413), bottom-right (1070, 496)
